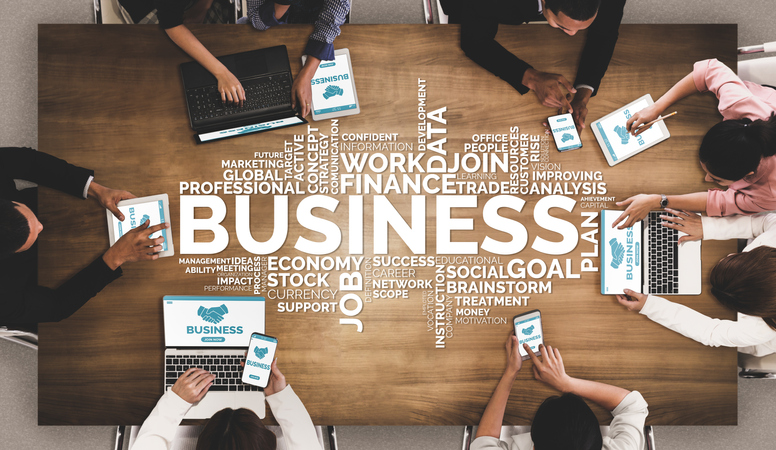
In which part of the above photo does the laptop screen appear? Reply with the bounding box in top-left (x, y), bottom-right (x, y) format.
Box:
top-left (163, 296), bottom-right (265, 347)
top-left (600, 210), bottom-right (643, 294)
top-left (197, 116), bottom-right (305, 143)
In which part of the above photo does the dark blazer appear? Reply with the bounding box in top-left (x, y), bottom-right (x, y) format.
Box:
top-left (0, 147), bottom-right (122, 324)
top-left (444, 0), bottom-right (626, 95)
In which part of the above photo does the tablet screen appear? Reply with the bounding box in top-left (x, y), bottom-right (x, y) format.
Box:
top-left (111, 199), bottom-right (169, 251)
top-left (310, 53), bottom-right (358, 115)
top-left (594, 97), bottom-right (667, 162)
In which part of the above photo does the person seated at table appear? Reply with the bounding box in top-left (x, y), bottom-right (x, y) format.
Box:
top-left (440, 0), bottom-right (626, 131)
top-left (0, 147), bottom-right (169, 324)
top-left (244, 0), bottom-right (350, 118)
top-left (131, 361), bottom-right (322, 450)
top-left (612, 59), bottom-right (776, 229)
top-left (154, 0), bottom-right (247, 104)
top-left (471, 333), bottom-right (648, 450)
top-left (616, 210), bottom-right (776, 356)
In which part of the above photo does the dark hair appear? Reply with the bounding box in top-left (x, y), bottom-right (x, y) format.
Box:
top-left (531, 393), bottom-right (602, 450)
top-left (699, 113), bottom-right (776, 181)
top-left (545, 0), bottom-right (601, 21)
top-left (196, 408), bottom-right (277, 450)
top-left (710, 246), bottom-right (776, 331)
top-left (0, 199), bottom-right (30, 258)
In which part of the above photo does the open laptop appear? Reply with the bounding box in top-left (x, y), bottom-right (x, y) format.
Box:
top-left (180, 45), bottom-right (307, 143)
top-left (600, 210), bottom-right (702, 295)
top-left (163, 296), bottom-right (266, 419)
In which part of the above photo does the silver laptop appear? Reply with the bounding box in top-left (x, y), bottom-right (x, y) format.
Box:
top-left (600, 210), bottom-right (701, 295)
top-left (163, 296), bottom-right (266, 419)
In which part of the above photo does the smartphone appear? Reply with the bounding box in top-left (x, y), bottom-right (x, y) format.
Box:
top-left (513, 310), bottom-right (544, 360)
top-left (548, 113), bottom-right (582, 152)
top-left (241, 332), bottom-right (278, 388)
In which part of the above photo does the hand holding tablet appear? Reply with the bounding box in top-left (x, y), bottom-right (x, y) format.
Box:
top-left (106, 194), bottom-right (174, 261)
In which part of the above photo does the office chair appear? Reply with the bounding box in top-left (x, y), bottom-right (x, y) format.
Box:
top-left (0, 326), bottom-right (38, 351)
top-left (95, 0), bottom-right (242, 25)
top-left (115, 423), bottom-right (336, 450)
top-left (735, 40), bottom-right (776, 379)
top-left (461, 425), bottom-right (656, 450)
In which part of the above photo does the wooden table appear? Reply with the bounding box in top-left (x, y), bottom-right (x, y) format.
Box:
top-left (38, 24), bottom-right (738, 426)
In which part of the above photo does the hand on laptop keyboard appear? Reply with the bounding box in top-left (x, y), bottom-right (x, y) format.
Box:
top-left (171, 368), bottom-right (215, 403)
top-left (660, 208), bottom-right (703, 244)
top-left (217, 70), bottom-right (245, 106)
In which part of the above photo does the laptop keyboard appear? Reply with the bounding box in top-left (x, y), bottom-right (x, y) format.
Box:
top-left (187, 74), bottom-right (292, 122)
top-left (647, 211), bottom-right (679, 294)
top-left (165, 354), bottom-right (261, 392)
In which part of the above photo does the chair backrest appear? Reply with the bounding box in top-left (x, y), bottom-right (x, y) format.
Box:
top-left (738, 55), bottom-right (776, 86)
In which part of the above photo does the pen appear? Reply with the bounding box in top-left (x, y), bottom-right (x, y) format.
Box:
top-left (634, 111), bottom-right (678, 133)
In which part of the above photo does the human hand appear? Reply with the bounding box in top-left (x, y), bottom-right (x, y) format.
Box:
top-left (504, 331), bottom-right (523, 377)
top-left (216, 69), bottom-right (245, 105)
top-left (88, 182), bottom-right (135, 221)
top-left (264, 359), bottom-right (287, 396)
top-left (560, 89), bottom-right (591, 131)
top-left (197, 304), bottom-right (229, 324)
top-left (615, 289), bottom-right (648, 312)
top-left (523, 68), bottom-right (576, 111)
top-left (525, 344), bottom-right (572, 393)
top-left (626, 104), bottom-right (661, 136)
top-left (102, 220), bottom-right (170, 270)
top-left (612, 194), bottom-right (661, 229)
top-left (172, 368), bottom-right (215, 403)
top-left (660, 208), bottom-right (703, 244)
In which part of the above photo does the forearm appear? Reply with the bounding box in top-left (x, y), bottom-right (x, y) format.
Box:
top-left (300, 56), bottom-right (321, 80)
top-left (653, 73), bottom-right (698, 115)
top-left (165, 25), bottom-right (228, 79)
top-left (475, 370), bottom-right (517, 439)
top-left (638, 192), bottom-right (708, 213)
top-left (564, 376), bottom-right (629, 412)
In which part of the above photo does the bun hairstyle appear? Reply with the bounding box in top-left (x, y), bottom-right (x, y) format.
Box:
top-left (710, 246), bottom-right (776, 331)
top-left (699, 113), bottom-right (776, 181)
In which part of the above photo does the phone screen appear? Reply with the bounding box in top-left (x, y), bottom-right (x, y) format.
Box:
top-left (242, 333), bottom-right (278, 388)
top-left (548, 113), bottom-right (582, 152)
top-left (513, 312), bottom-right (543, 358)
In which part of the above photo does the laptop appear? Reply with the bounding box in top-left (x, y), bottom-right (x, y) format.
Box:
top-left (600, 210), bottom-right (702, 295)
top-left (163, 296), bottom-right (266, 419)
top-left (180, 45), bottom-right (307, 143)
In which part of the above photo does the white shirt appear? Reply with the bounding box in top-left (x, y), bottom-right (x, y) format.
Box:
top-left (130, 385), bottom-right (322, 450)
top-left (640, 213), bottom-right (776, 356)
top-left (470, 391), bottom-right (649, 450)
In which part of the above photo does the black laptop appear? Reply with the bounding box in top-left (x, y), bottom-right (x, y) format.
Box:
top-left (181, 45), bottom-right (307, 143)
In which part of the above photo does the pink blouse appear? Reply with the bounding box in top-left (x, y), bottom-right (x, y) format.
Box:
top-left (693, 59), bottom-right (776, 216)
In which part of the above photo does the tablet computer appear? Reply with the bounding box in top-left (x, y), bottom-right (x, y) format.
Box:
top-left (591, 94), bottom-right (671, 166)
top-left (302, 48), bottom-right (360, 121)
top-left (106, 194), bottom-right (174, 258)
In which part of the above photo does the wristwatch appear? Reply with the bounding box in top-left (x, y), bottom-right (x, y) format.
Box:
top-left (660, 194), bottom-right (668, 208)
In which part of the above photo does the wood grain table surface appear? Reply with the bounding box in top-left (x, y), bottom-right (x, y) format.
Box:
top-left (37, 24), bottom-right (738, 425)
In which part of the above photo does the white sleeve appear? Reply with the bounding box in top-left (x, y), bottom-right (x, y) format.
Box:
top-left (470, 436), bottom-right (512, 450)
top-left (266, 385), bottom-right (323, 450)
top-left (603, 391), bottom-right (648, 450)
top-left (701, 213), bottom-right (776, 244)
top-left (640, 295), bottom-right (776, 348)
top-left (130, 390), bottom-right (192, 450)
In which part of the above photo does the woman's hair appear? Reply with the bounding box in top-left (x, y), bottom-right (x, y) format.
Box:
top-left (710, 246), bottom-right (776, 330)
top-left (531, 393), bottom-right (602, 450)
top-left (699, 113), bottom-right (776, 181)
top-left (196, 408), bottom-right (277, 450)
